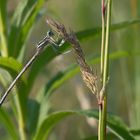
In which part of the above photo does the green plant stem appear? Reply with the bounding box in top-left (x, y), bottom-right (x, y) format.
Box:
top-left (101, 0), bottom-right (105, 76)
top-left (103, 0), bottom-right (111, 84)
top-left (99, 0), bottom-right (112, 140)
top-left (17, 102), bottom-right (26, 140)
top-left (98, 97), bottom-right (107, 140)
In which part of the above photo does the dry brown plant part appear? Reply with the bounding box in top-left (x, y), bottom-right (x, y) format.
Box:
top-left (47, 17), bottom-right (99, 100)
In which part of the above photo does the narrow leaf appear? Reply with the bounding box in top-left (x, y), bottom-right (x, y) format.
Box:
top-left (0, 57), bottom-right (25, 81)
top-left (0, 0), bottom-right (8, 56)
top-left (8, 0), bottom-right (46, 57)
top-left (76, 19), bottom-right (140, 41)
top-left (0, 57), bottom-right (27, 121)
top-left (33, 111), bottom-right (75, 140)
top-left (27, 99), bottom-right (40, 136)
top-left (80, 110), bottom-right (135, 140)
top-left (34, 110), bottom-right (135, 140)
top-left (129, 129), bottom-right (140, 136)
top-left (0, 108), bottom-right (18, 140)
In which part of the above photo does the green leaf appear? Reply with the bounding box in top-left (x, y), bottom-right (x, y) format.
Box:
top-left (8, 0), bottom-right (46, 57)
top-left (8, 0), bottom-right (28, 56)
top-left (0, 57), bottom-right (25, 81)
top-left (0, 0), bottom-right (8, 56)
top-left (34, 110), bottom-right (135, 140)
top-left (44, 64), bottom-right (78, 100)
top-left (27, 99), bottom-right (40, 137)
top-left (33, 111), bottom-right (75, 140)
top-left (27, 46), bottom-right (56, 92)
top-left (129, 129), bottom-right (140, 136)
top-left (27, 19), bottom-right (140, 94)
top-left (79, 110), bottom-right (135, 140)
top-left (0, 108), bottom-right (19, 140)
top-left (0, 57), bottom-right (27, 121)
top-left (0, 0), bottom-right (7, 32)
top-left (76, 19), bottom-right (140, 41)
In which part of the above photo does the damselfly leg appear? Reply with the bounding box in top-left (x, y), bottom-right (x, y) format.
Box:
top-left (37, 30), bottom-right (71, 55)
top-left (51, 31), bottom-right (71, 55)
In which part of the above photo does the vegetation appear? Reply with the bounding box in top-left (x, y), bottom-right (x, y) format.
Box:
top-left (0, 0), bottom-right (140, 140)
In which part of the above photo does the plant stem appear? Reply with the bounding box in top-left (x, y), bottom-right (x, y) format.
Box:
top-left (101, 0), bottom-right (106, 76)
top-left (98, 0), bottom-right (112, 140)
top-left (103, 0), bottom-right (111, 85)
top-left (17, 102), bottom-right (27, 140)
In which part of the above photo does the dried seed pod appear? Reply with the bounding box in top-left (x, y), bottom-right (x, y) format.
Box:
top-left (81, 68), bottom-right (98, 97)
top-left (47, 17), bottom-right (99, 98)
top-left (68, 30), bottom-right (99, 97)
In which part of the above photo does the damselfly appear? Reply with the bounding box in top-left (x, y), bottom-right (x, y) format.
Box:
top-left (0, 30), bottom-right (67, 106)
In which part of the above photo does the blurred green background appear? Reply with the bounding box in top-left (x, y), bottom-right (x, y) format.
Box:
top-left (0, 0), bottom-right (140, 139)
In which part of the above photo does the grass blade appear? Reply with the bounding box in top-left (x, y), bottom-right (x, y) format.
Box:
top-left (80, 110), bottom-right (135, 140)
top-left (34, 110), bottom-right (135, 140)
top-left (33, 111), bottom-right (75, 140)
top-left (0, 57), bottom-right (27, 122)
top-left (0, 57), bottom-right (25, 82)
top-left (76, 19), bottom-right (140, 41)
top-left (27, 99), bottom-right (40, 137)
top-left (0, 108), bottom-right (18, 140)
top-left (0, 0), bottom-right (8, 56)
top-left (8, 0), bottom-right (46, 57)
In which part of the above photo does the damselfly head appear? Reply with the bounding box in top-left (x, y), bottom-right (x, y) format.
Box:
top-left (47, 30), bottom-right (54, 37)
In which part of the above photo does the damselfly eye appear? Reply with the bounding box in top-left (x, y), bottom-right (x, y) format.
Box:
top-left (47, 30), bottom-right (54, 37)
